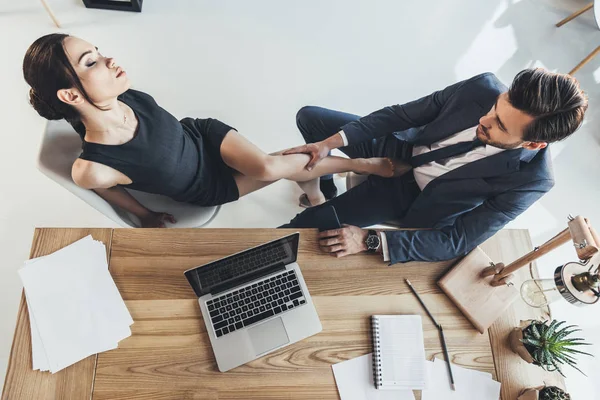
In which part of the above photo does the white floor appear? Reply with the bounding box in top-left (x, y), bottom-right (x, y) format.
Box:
top-left (1, 0), bottom-right (600, 397)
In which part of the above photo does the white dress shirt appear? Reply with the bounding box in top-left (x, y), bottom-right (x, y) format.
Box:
top-left (411, 126), bottom-right (505, 190)
top-left (339, 127), bottom-right (505, 262)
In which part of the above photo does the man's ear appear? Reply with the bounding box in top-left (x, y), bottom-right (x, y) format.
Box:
top-left (522, 141), bottom-right (547, 151)
top-left (57, 88), bottom-right (84, 106)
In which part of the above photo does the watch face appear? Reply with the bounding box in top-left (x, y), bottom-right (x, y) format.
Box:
top-left (367, 235), bottom-right (380, 249)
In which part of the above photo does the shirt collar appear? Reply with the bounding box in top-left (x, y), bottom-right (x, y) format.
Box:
top-left (485, 144), bottom-right (505, 157)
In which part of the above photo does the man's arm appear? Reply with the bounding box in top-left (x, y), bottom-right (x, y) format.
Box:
top-left (384, 179), bottom-right (554, 263)
top-left (285, 73), bottom-right (493, 169)
top-left (340, 76), bottom-right (478, 145)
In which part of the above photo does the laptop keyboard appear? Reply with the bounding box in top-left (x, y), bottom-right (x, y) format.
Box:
top-left (200, 242), bottom-right (289, 288)
top-left (206, 270), bottom-right (306, 337)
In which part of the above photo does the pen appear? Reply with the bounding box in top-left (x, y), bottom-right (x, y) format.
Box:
top-left (405, 279), bottom-right (456, 391)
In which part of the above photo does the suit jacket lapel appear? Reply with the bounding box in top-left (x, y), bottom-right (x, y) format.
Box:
top-left (392, 101), bottom-right (485, 145)
top-left (414, 101), bottom-right (484, 146)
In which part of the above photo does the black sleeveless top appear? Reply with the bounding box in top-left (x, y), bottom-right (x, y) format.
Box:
top-left (78, 89), bottom-right (240, 206)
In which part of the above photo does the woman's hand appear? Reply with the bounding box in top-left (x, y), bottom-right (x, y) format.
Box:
top-left (90, 186), bottom-right (176, 228)
top-left (140, 211), bottom-right (176, 228)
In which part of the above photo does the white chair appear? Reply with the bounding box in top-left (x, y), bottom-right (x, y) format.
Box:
top-left (37, 120), bottom-right (220, 228)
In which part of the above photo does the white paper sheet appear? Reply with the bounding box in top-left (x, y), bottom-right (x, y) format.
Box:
top-left (26, 294), bottom-right (50, 371)
top-left (19, 236), bottom-right (132, 373)
top-left (421, 359), bottom-right (501, 400)
top-left (332, 354), bottom-right (415, 400)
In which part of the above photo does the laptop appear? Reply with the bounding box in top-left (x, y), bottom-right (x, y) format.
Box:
top-left (184, 232), bottom-right (322, 372)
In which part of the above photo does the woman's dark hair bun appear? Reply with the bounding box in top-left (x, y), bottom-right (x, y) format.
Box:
top-left (28, 88), bottom-right (63, 120)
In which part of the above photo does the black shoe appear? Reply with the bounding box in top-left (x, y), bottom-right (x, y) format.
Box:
top-left (320, 179), bottom-right (338, 200)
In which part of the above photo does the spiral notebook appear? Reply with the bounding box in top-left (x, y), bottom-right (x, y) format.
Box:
top-left (371, 315), bottom-right (427, 390)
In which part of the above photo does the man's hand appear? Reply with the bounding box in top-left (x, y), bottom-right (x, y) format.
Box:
top-left (283, 141), bottom-right (330, 171)
top-left (318, 224), bottom-right (369, 258)
top-left (140, 211), bottom-right (176, 228)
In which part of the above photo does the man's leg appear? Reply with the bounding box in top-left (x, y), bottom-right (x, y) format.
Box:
top-left (295, 106), bottom-right (372, 198)
top-left (281, 173), bottom-right (420, 229)
top-left (296, 106), bottom-right (414, 160)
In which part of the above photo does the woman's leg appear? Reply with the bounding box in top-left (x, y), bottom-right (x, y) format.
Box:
top-left (231, 148), bottom-right (324, 203)
top-left (220, 130), bottom-right (394, 182)
top-left (233, 152), bottom-right (390, 200)
top-left (231, 167), bottom-right (323, 202)
top-left (296, 179), bottom-right (324, 205)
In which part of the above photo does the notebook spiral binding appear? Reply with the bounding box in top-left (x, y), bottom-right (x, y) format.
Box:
top-left (371, 316), bottom-right (383, 389)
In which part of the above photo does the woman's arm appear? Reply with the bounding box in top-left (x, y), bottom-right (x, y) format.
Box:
top-left (94, 186), bottom-right (176, 228)
top-left (72, 159), bottom-right (175, 228)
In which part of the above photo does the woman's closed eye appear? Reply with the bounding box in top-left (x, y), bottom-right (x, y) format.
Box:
top-left (85, 51), bottom-right (103, 67)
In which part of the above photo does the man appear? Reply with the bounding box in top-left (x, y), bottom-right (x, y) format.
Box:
top-left (281, 69), bottom-right (588, 264)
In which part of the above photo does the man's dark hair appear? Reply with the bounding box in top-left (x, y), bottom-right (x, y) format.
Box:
top-left (508, 68), bottom-right (588, 143)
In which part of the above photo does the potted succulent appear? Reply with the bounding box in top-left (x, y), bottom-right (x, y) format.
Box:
top-left (509, 319), bottom-right (593, 376)
top-left (517, 385), bottom-right (571, 400)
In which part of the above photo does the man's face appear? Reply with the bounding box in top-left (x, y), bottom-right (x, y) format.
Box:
top-left (477, 93), bottom-right (545, 151)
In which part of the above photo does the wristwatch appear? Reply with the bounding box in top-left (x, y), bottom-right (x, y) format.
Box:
top-left (365, 229), bottom-right (381, 253)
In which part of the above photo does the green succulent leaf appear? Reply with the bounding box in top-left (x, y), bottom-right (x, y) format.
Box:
top-left (522, 320), bottom-right (593, 377)
top-left (547, 320), bottom-right (566, 337)
top-left (523, 338), bottom-right (542, 347)
top-left (555, 328), bottom-right (581, 341)
top-left (549, 358), bottom-right (565, 377)
top-left (560, 348), bottom-right (594, 357)
top-left (531, 323), bottom-right (542, 340)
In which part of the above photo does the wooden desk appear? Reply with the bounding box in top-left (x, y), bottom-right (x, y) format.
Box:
top-left (2, 228), bottom-right (565, 399)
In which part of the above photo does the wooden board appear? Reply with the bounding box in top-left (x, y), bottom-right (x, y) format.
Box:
top-left (438, 246), bottom-right (519, 333)
top-left (1, 228), bottom-right (113, 400)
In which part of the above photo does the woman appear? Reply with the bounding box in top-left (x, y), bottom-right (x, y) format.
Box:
top-left (24, 34), bottom-right (400, 227)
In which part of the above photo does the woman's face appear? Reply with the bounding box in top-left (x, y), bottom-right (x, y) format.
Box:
top-left (63, 36), bottom-right (130, 105)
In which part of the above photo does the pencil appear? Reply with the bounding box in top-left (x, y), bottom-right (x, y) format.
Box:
top-left (438, 325), bottom-right (456, 391)
top-left (405, 279), bottom-right (456, 391)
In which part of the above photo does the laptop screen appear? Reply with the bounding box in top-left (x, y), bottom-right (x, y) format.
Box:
top-left (184, 233), bottom-right (300, 297)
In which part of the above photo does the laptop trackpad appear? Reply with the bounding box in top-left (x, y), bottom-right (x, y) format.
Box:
top-left (248, 317), bottom-right (289, 356)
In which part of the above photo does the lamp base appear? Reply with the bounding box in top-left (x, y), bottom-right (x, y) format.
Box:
top-left (438, 247), bottom-right (519, 333)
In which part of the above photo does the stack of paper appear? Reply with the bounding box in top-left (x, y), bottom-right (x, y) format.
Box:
top-left (18, 235), bottom-right (133, 373)
top-left (332, 354), bottom-right (415, 400)
top-left (421, 358), bottom-right (501, 400)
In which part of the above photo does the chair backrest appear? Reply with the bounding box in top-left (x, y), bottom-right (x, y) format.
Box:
top-left (37, 120), bottom-right (220, 228)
